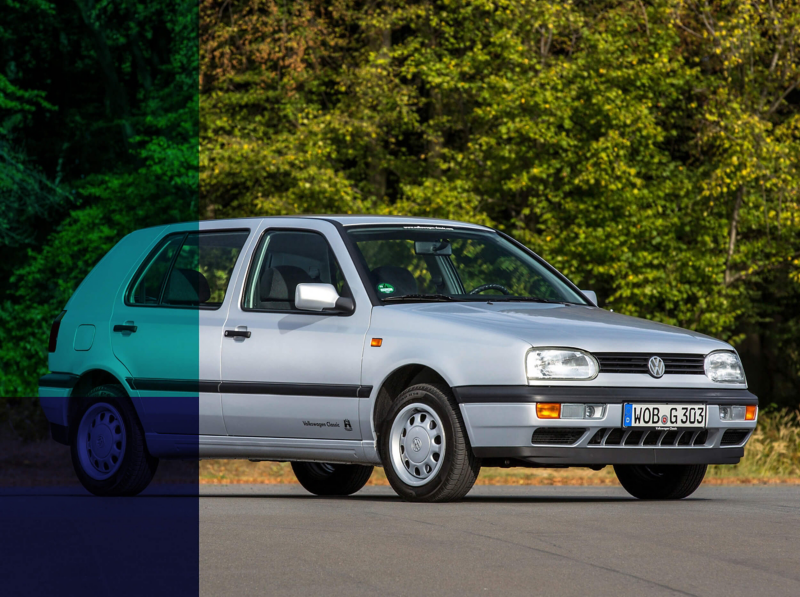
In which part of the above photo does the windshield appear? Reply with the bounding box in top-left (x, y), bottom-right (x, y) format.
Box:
top-left (346, 226), bottom-right (587, 304)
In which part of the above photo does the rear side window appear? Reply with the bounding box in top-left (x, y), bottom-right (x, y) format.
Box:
top-left (128, 235), bottom-right (184, 305)
top-left (242, 230), bottom-right (350, 311)
top-left (127, 230), bottom-right (249, 308)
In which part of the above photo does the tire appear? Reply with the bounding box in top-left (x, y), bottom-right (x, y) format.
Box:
top-left (380, 383), bottom-right (480, 503)
top-left (291, 462), bottom-right (374, 496)
top-left (70, 384), bottom-right (159, 497)
top-left (614, 464), bottom-right (707, 500)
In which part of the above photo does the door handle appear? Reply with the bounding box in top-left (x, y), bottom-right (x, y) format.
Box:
top-left (224, 330), bottom-right (251, 338)
top-left (113, 324), bottom-right (138, 333)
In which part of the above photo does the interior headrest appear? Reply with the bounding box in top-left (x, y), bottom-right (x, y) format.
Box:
top-left (167, 268), bottom-right (211, 304)
top-left (260, 265), bottom-right (313, 302)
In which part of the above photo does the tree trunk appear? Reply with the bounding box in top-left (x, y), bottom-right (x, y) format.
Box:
top-left (129, 31), bottom-right (152, 91)
top-left (424, 2), bottom-right (442, 179)
top-left (368, 25), bottom-right (391, 199)
top-left (724, 186), bottom-right (744, 286)
top-left (73, 0), bottom-right (135, 142)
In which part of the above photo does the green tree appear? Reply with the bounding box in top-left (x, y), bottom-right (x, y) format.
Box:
top-left (199, 0), bottom-right (800, 406)
top-left (0, 0), bottom-right (198, 436)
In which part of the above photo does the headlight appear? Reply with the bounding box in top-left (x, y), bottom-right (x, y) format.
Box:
top-left (526, 349), bottom-right (599, 380)
top-left (704, 351), bottom-right (746, 384)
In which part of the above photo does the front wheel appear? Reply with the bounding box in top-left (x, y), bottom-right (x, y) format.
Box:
top-left (70, 385), bottom-right (159, 496)
top-left (614, 464), bottom-right (707, 500)
top-left (380, 383), bottom-right (480, 502)
top-left (291, 462), bottom-right (373, 496)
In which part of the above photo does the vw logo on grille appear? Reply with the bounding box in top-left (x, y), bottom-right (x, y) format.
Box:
top-left (412, 437), bottom-right (422, 452)
top-left (648, 356), bottom-right (665, 378)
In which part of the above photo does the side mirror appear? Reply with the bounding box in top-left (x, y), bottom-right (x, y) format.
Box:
top-left (580, 290), bottom-right (598, 306)
top-left (295, 283), bottom-right (354, 314)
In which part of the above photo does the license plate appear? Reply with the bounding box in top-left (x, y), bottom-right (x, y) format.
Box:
top-left (623, 404), bottom-right (706, 429)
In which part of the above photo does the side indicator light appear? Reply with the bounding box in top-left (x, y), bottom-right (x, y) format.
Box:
top-left (536, 403), bottom-right (561, 419)
top-left (370, 338), bottom-right (383, 347)
top-left (745, 405), bottom-right (757, 421)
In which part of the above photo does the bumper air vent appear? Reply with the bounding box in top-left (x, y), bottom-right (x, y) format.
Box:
top-left (531, 428), bottom-right (586, 445)
top-left (624, 430), bottom-right (645, 446)
top-left (586, 428), bottom-right (709, 447)
top-left (721, 429), bottom-right (750, 446)
top-left (589, 429), bottom-right (606, 445)
top-left (642, 430), bottom-right (661, 446)
top-left (661, 430), bottom-right (679, 446)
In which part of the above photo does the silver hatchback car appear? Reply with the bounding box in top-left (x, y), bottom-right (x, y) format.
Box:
top-left (39, 216), bottom-right (757, 501)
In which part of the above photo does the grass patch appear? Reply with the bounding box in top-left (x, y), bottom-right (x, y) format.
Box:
top-left (707, 409), bottom-right (800, 479)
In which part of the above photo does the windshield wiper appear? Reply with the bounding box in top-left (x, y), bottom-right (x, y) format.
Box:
top-left (490, 296), bottom-right (567, 304)
top-left (382, 294), bottom-right (459, 302)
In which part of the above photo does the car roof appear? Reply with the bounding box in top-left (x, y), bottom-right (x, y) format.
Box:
top-left (306, 215), bottom-right (492, 229)
top-left (142, 215), bottom-right (494, 232)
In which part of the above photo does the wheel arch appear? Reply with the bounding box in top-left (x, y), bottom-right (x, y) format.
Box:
top-left (68, 368), bottom-right (133, 427)
top-left (371, 364), bottom-right (452, 456)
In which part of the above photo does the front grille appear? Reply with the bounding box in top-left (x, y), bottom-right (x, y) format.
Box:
top-left (594, 353), bottom-right (705, 375)
top-left (588, 428), bottom-right (707, 447)
top-left (721, 429), bottom-right (750, 446)
top-left (531, 428), bottom-right (586, 445)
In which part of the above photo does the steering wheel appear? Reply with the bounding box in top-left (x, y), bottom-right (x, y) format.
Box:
top-left (468, 283), bottom-right (511, 295)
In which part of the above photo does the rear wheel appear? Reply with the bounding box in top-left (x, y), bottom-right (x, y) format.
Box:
top-left (614, 464), bottom-right (707, 500)
top-left (70, 384), bottom-right (159, 496)
top-left (380, 383), bottom-right (480, 502)
top-left (291, 462), bottom-right (374, 496)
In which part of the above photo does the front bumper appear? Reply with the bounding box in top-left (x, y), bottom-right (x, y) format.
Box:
top-left (454, 385), bottom-right (758, 466)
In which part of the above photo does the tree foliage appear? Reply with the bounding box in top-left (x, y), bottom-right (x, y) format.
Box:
top-left (0, 0), bottom-right (198, 435)
top-left (2, 0), bottom-right (799, 438)
top-left (200, 0), bottom-right (800, 405)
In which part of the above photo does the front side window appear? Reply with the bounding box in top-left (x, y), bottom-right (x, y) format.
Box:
top-left (346, 226), bottom-right (587, 304)
top-left (128, 230), bottom-right (249, 308)
top-left (243, 230), bottom-right (350, 311)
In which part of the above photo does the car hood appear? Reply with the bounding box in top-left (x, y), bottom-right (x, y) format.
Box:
top-left (390, 302), bottom-right (730, 355)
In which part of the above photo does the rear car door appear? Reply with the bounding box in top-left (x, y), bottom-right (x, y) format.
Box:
top-left (220, 219), bottom-right (371, 440)
top-left (110, 224), bottom-right (252, 435)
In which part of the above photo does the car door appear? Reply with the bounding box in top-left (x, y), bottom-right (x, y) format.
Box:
top-left (110, 224), bottom-right (252, 435)
top-left (219, 219), bottom-right (371, 440)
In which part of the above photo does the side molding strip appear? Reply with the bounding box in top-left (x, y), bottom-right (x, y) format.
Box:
top-left (127, 377), bottom-right (373, 398)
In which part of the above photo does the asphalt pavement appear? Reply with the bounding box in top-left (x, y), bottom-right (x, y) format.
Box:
top-left (199, 484), bottom-right (800, 597)
top-left (2, 483), bottom-right (797, 596)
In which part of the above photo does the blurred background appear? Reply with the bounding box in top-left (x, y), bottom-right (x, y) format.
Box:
top-left (1, 0), bottom-right (798, 462)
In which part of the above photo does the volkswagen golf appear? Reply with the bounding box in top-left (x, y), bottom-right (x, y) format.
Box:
top-left (39, 216), bottom-right (758, 502)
